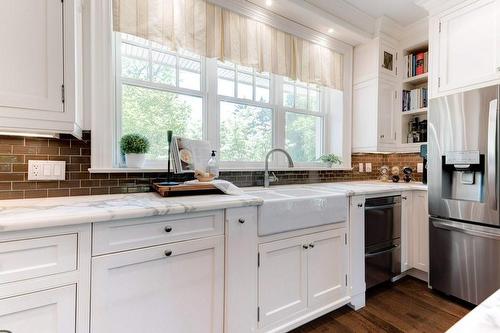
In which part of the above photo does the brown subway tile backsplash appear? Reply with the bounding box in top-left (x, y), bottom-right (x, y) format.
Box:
top-left (0, 131), bottom-right (424, 200)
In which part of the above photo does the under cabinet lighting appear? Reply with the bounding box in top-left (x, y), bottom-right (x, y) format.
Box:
top-left (0, 131), bottom-right (59, 138)
top-left (328, 28), bottom-right (335, 34)
top-left (265, 0), bottom-right (272, 6)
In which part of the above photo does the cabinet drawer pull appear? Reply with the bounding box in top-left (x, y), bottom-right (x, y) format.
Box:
top-left (238, 218), bottom-right (245, 224)
top-left (309, 243), bottom-right (315, 248)
top-left (164, 226), bottom-right (173, 233)
top-left (402, 196), bottom-right (408, 200)
top-left (302, 245), bottom-right (309, 249)
top-left (164, 250), bottom-right (173, 257)
top-left (357, 203), bottom-right (363, 208)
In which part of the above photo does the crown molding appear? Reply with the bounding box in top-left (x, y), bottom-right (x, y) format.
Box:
top-left (414, 0), bottom-right (465, 15)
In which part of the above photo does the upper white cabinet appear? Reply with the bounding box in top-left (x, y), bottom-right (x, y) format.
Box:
top-left (0, 0), bottom-right (83, 138)
top-left (91, 236), bottom-right (224, 333)
top-left (352, 78), bottom-right (398, 152)
top-left (430, 0), bottom-right (500, 97)
top-left (352, 37), bottom-right (399, 152)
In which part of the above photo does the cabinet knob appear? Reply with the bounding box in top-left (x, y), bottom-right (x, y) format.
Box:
top-left (402, 196), bottom-right (408, 200)
top-left (309, 243), bottom-right (315, 248)
top-left (303, 245), bottom-right (309, 249)
top-left (238, 218), bottom-right (245, 224)
top-left (164, 250), bottom-right (173, 257)
top-left (357, 203), bottom-right (363, 208)
top-left (164, 226), bottom-right (173, 233)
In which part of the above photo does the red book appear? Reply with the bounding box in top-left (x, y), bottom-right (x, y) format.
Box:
top-left (415, 52), bottom-right (425, 75)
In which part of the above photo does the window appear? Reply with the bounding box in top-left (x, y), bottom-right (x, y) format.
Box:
top-left (115, 32), bottom-right (349, 169)
top-left (116, 34), bottom-right (203, 165)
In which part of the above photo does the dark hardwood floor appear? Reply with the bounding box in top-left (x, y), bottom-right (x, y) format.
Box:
top-left (291, 277), bottom-right (473, 333)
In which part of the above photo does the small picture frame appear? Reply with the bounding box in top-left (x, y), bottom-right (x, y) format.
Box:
top-left (382, 51), bottom-right (393, 71)
top-left (380, 45), bottom-right (398, 77)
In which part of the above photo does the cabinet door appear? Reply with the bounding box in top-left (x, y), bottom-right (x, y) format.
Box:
top-left (224, 207), bottom-right (258, 333)
top-left (438, 0), bottom-right (500, 93)
top-left (349, 196), bottom-right (366, 299)
top-left (258, 236), bottom-right (308, 328)
top-left (378, 80), bottom-right (397, 144)
top-left (307, 229), bottom-right (348, 309)
top-left (0, 285), bottom-right (76, 333)
top-left (91, 236), bottom-right (224, 333)
top-left (412, 191), bottom-right (429, 272)
top-left (0, 1), bottom-right (63, 115)
top-left (400, 192), bottom-right (413, 272)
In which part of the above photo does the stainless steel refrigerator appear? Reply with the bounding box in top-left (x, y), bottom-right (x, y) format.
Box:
top-left (428, 85), bottom-right (500, 305)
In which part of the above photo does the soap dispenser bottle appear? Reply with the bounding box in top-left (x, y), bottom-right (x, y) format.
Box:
top-left (207, 150), bottom-right (219, 178)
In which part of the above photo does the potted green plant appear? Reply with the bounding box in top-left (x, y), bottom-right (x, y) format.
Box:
top-left (319, 153), bottom-right (342, 168)
top-left (120, 134), bottom-right (150, 168)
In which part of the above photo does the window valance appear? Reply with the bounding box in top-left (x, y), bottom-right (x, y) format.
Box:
top-left (112, 0), bottom-right (343, 89)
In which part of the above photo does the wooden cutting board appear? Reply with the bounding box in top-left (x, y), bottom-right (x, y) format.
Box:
top-left (153, 183), bottom-right (224, 197)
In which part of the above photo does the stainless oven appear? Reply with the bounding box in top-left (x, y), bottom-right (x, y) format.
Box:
top-left (365, 195), bottom-right (402, 289)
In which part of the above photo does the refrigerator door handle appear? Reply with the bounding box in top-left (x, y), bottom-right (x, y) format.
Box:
top-left (487, 98), bottom-right (498, 210)
top-left (432, 218), bottom-right (500, 240)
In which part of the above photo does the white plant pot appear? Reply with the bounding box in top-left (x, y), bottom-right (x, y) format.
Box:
top-left (125, 153), bottom-right (146, 168)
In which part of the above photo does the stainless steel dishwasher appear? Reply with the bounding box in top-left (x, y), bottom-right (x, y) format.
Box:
top-left (365, 195), bottom-right (402, 289)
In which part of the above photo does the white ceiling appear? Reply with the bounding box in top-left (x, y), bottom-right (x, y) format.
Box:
top-left (308, 0), bottom-right (428, 27)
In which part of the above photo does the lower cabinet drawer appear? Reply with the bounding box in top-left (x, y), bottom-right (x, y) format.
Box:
top-left (0, 234), bottom-right (78, 284)
top-left (0, 285), bottom-right (76, 333)
top-left (92, 210), bottom-right (224, 255)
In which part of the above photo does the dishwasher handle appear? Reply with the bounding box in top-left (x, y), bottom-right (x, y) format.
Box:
top-left (365, 244), bottom-right (400, 258)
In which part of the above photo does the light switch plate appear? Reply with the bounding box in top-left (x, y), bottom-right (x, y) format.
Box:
top-left (365, 163), bottom-right (372, 172)
top-left (28, 160), bottom-right (66, 181)
top-left (358, 163), bottom-right (364, 172)
top-left (417, 162), bottom-right (424, 173)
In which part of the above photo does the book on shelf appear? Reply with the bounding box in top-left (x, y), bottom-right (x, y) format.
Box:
top-left (405, 51), bottom-right (428, 78)
top-left (402, 87), bottom-right (427, 112)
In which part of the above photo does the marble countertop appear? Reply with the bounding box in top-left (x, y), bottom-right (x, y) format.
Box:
top-left (0, 192), bottom-right (263, 232)
top-left (0, 180), bottom-right (426, 232)
top-left (447, 289), bottom-right (500, 333)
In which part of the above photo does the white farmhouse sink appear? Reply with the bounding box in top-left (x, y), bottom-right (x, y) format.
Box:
top-left (246, 187), bottom-right (348, 236)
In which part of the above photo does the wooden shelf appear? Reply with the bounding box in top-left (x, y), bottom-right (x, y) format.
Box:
top-left (402, 107), bottom-right (427, 116)
top-left (403, 72), bottom-right (428, 85)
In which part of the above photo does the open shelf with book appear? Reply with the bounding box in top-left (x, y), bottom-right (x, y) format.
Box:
top-left (400, 43), bottom-right (428, 151)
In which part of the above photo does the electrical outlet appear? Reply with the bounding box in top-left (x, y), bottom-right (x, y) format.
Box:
top-left (365, 163), bottom-right (372, 172)
top-left (417, 162), bottom-right (424, 173)
top-left (28, 160), bottom-right (66, 181)
top-left (358, 163), bottom-right (364, 172)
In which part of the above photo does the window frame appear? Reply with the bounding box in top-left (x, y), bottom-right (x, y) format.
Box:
top-left (88, 1), bottom-right (353, 172)
top-left (114, 33), bottom-right (208, 169)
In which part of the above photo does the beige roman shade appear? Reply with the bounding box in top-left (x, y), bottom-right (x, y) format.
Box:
top-left (112, 0), bottom-right (343, 89)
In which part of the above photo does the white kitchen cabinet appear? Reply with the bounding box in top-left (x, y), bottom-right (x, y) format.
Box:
top-left (410, 191), bottom-right (429, 273)
top-left (430, 0), bottom-right (500, 97)
top-left (0, 285), bottom-right (76, 333)
top-left (225, 207), bottom-right (259, 333)
top-left (378, 80), bottom-right (398, 145)
top-left (352, 78), bottom-right (398, 151)
top-left (307, 229), bottom-right (348, 309)
top-left (400, 191), bottom-right (413, 272)
top-left (352, 35), bottom-right (399, 152)
top-left (258, 228), bottom-right (348, 329)
top-left (0, 0), bottom-right (83, 137)
top-left (258, 235), bottom-right (308, 327)
top-left (348, 196), bottom-right (365, 310)
top-left (91, 236), bottom-right (224, 333)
